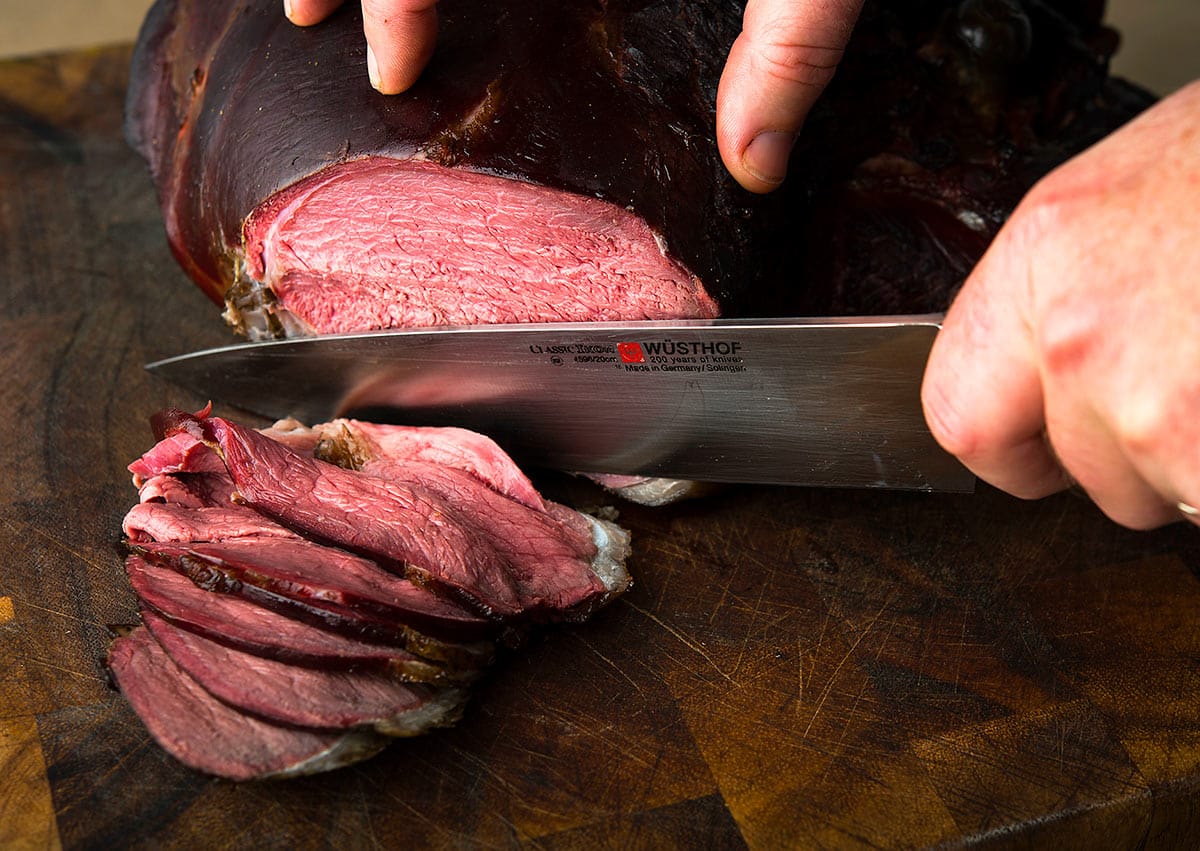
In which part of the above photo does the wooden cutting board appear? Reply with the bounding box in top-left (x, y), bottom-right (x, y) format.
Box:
top-left (4, 45), bottom-right (1200, 850)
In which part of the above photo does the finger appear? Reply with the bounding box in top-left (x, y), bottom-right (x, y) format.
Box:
top-left (716, 0), bottom-right (864, 193)
top-left (285, 0), bottom-right (346, 26)
top-left (362, 0), bottom-right (440, 94)
top-left (1041, 396), bottom-right (1178, 529)
top-left (1083, 349), bottom-right (1200, 528)
top-left (921, 227), bottom-right (1071, 499)
top-left (1106, 303), bottom-right (1200, 527)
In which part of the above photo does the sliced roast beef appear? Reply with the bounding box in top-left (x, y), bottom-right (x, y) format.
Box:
top-left (123, 503), bottom-right (298, 543)
top-left (136, 474), bottom-right (206, 507)
top-left (126, 555), bottom-right (460, 680)
top-left (585, 474), bottom-right (719, 509)
top-left (135, 538), bottom-right (497, 642)
top-left (128, 430), bottom-right (225, 484)
top-left (142, 610), bottom-right (467, 733)
top-left (113, 410), bottom-right (633, 779)
top-left (162, 411), bottom-right (631, 620)
top-left (257, 417), bottom-right (324, 454)
top-left (107, 627), bottom-right (388, 780)
top-left (140, 470), bottom-right (238, 507)
top-left (160, 550), bottom-right (494, 671)
top-left (305, 419), bottom-right (547, 511)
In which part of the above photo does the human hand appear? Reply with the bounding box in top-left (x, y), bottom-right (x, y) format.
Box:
top-left (716, 0), bottom-right (864, 193)
top-left (285, 0), bottom-right (439, 93)
top-left (921, 81), bottom-right (1200, 528)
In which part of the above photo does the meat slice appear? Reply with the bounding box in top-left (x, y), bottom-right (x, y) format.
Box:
top-left (167, 411), bottom-right (631, 620)
top-left (136, 474), bottom-right (206, 507)
top-left (139, 470), bottom-right (238, 507)
top-left (135, 543), bottom-right (496, 672)
top-left (295, 418), bottom-right (546, 511)
top-left (107, 627), bottom-right (387, 780)
top-left (126, 555), bottom-right (461, 680)
top-left (586, 474), bottom-right (717, 508)
top-left (123, 503), bottom-right (297, 543)
top-left (128, 431), bottom-right (225, 484)
top-left (257, 418), bottom-right (324, 454)
top-left (134, 538), bottom-right (496, 643)
top-left (142, 610), bottom-right (467, 734)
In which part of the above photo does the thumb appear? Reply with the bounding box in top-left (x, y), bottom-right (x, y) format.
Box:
top-left (716, 0), bottom-right (863, 193)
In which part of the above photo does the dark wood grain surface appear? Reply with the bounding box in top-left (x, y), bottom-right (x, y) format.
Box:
top-left (3, 46), bottom-right (1200, 850)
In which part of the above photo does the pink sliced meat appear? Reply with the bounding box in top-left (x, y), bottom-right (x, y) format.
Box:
top-left (126, 555), bottom-right (465, 680)
top-left (123, 503), bottom-right (298, 543)
top-left (174, 412), bottom-right (625, 620)
top-left (114, 407), bottom-right (633, 780)
top-left (245, 159), bottom-right (718, 336)
top-left (142, 611), bottom-right (466, 734)
top-left (134, 537), bottom-right (495, 640)
top-left (107, 627), bottom-right (387, 780)
top-left (136, 474), bottom-right (207, 507)
top-left (310, 419), bottom-right (546, 510)
top-left (128, 431), bottom-right (225, 485)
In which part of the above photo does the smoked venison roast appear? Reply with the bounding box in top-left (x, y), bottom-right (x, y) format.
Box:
top-left (126, 0), bottom-right (1154, 338)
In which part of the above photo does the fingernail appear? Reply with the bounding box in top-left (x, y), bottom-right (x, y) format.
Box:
top-left (742, 131), bottom-right (795, 186)
top-left (283, 0), bottom-right (293, 20)
top-left (367, 43), bottom-right (381, 91)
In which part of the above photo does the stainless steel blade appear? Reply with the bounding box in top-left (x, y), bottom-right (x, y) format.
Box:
top-left (145, 316), bottom-right (974, 492)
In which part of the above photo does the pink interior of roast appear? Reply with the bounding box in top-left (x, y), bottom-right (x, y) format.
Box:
top-left (242, 158), bottom-right (719, 334)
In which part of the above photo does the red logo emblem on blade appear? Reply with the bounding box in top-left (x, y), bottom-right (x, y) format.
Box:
top-left (618, 342), bottom-right (645, 364)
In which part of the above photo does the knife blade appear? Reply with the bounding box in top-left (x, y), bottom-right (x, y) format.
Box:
top-left (146, 315), bottom-right (973, 492)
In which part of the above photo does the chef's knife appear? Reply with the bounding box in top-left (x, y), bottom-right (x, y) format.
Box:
top-left (146, 315), bottom-right (974, 492)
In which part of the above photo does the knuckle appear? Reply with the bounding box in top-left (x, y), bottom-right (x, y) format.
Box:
top-left (1113, 390), bottom-right (1194, 461)
top-left (1115, 407), bottom-right (1164, 459)
top-left (1033, 296), bottom-right (1100, 379)
top-left (1006, 178), bottom-right (1073, 262)
top-left (1007, 165), bottom-right (1095, 258)
top-left (1007, 186), bottom-right (1098, 379)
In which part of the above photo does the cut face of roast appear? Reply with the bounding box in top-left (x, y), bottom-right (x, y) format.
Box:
top-left (236, 159), bottom-right (719, 337)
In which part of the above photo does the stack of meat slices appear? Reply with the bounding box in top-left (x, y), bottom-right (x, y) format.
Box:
top-left (108, 407), bottom-right (631, 780)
